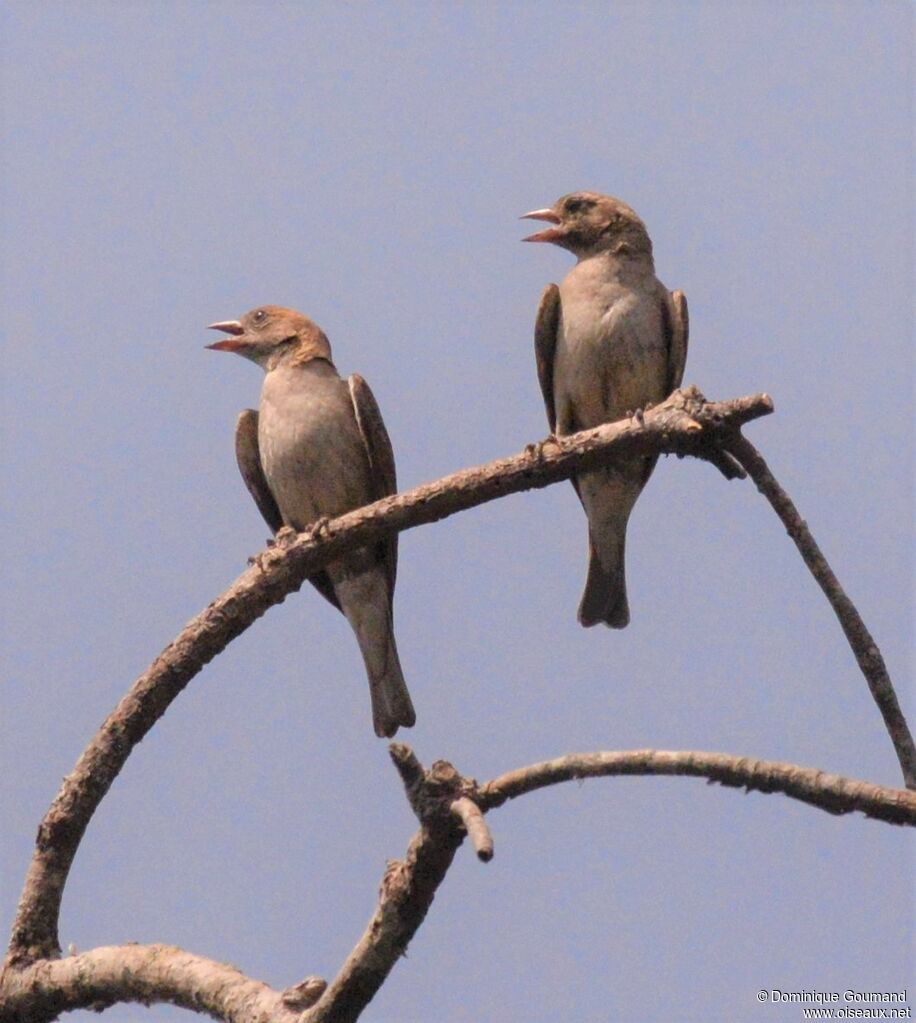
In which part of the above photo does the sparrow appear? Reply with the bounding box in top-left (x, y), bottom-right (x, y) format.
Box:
top-left (522, 192), bottom-right (688, 628)
top-left (207, 305), bottom-right (415, 737)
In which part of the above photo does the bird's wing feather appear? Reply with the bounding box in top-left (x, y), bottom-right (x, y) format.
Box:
top-left (235, 410), bottom-right (283, 532)
top-left (665, 289), bottom-right (689, 394)
top-left (234, 408), bottom-right (341, 611)
top-left (534, 283), bottom-right (561, 433)
top-left (348, 374), bottom-right (398, 600)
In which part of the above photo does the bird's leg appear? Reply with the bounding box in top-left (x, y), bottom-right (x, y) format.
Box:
top-left (308, 516), bottom-right (333, 540)
top-left (251, 525), bottom-right (298, 567)
top-left (525, 434), bottom-right (562, 463)
top-left (270, 525), bottom-right (299, 548)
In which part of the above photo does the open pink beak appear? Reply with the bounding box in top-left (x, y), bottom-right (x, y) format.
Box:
top-left (206, 320), bottom-right (245, 351)
top-left (520, 208), bottom-right (563, 243)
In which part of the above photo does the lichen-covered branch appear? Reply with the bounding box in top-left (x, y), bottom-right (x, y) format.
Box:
top-left (727, 435), bottom-right (916, 790)
top-left (0, 943), bottom-right (300, 1023)
top-left (6, 387), bottom-right (767, 966)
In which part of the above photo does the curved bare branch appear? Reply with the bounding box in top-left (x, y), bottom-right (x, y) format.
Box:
top-left (6, 388), bottom-right (768, 965)
top-left (727, 435), bottom-right (916, 789)
top-left (0, 943), bottom-right (299, 1023)
top-left (299, 745), bottom-right (915, 1023)
top-left (3, 375), bottom-right (911, 1023)
top-left (479, 749), bottom-right (916, 824)
top-left (5, 739), bottom-right (911, 1023)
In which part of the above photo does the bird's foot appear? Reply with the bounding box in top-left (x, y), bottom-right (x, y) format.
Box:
top-left (248, 549), bottom-right (272, 570)
top-left (308, 516), bottom-right (333, 541)
top-left (631, 407), bottom-right (646, 426)
top-left (270, 526), bottom-right (299, 549)
top-left (525, 434), bottom-right (561, 463)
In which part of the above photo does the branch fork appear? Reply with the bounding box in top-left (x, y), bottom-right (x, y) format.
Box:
top-left (390, 744), bottom-right (494, 862)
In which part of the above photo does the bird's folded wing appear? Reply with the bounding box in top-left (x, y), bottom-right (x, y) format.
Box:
top-left (235, 409), bottom-right (283, 532)
top-left (235, 408), bottom-right (341, 611)
top-left (534, 283), bottom-right (561, 433)
top-left (348, 374), bottom-right (398, 599)
top-left (665, 289), bottom-right (689, 394)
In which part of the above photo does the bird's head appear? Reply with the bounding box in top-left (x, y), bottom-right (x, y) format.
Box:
top-left (521, 191), bottom-right (652, 261)
top-left (206, 305), bottom-right (332, 370)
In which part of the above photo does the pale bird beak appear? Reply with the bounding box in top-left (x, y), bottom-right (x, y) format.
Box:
top-left (207, 320), bottom-right (244, 335)
top-left (520, 208), bottom-right (563, 243)
top-left (520, 208), bottom-right (561, 224)
top-left (206, 320), bottom-right (245, 352)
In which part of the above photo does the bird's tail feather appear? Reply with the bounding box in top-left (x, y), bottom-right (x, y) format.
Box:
top-left (334, 568), bottom-right (416, 737)
top-left (578, 532), bottom-right (630, 629)
top-left (367, 631), bottom-right (416, 738)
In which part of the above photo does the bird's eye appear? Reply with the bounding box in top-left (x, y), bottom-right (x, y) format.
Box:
top-left (567, 198), bottom-right (592, 215)
top-left (253, 309), bottom-right (266, 323)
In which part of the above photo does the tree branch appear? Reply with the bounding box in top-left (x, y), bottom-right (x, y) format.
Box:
top-left (5, 388), bottom-right (767, 966)
top-left (452, 798), bottom-right (494, 861)
top-left (5, 382), bottom-right (911, 1023)
top-left (5, 740), bottom-right (911, 1022)
top-left (300, 827), bottom-right (462, 1023)
top-left (727, 435), bottom-right (916, 790)
top-left (478, 749), bottom-right (916, 825)
top-left (296, 744), bottom-right (915, 1023)
top-left (299, 746), bottom-right (469, 1023)
top-left (0, 944), bottom-right (300, 1023)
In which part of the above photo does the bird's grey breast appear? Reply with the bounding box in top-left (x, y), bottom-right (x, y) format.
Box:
top-left (257, 361), bottom-right (371, 530)
top-left (555, 256), bottom-right (670, 429)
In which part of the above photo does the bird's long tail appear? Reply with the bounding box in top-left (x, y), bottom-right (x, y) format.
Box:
top-left (334, 568), bottom-right (416, 737)
top-left (366, 629), bottom-right (416, 739)
top-left (578, 528), bottom-right (629, 629)
top-left (575, 464), bottom-right (646, 629)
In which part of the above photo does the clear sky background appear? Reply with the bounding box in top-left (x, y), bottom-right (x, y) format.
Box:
top-left (1, 3), bottom-right (913, 1022)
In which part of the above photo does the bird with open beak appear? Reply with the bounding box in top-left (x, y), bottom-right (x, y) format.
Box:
top-left (207, 305), bottom-right (415, 737)
top-left (522, 192), bottom-right (688, 628)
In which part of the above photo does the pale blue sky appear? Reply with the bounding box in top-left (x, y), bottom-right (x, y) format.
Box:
top-left (2, 3), bottom-right (913, 1021)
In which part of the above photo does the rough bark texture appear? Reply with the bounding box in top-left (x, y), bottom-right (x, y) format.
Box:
top-left (0, 944), bottom-right (300, 1023)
